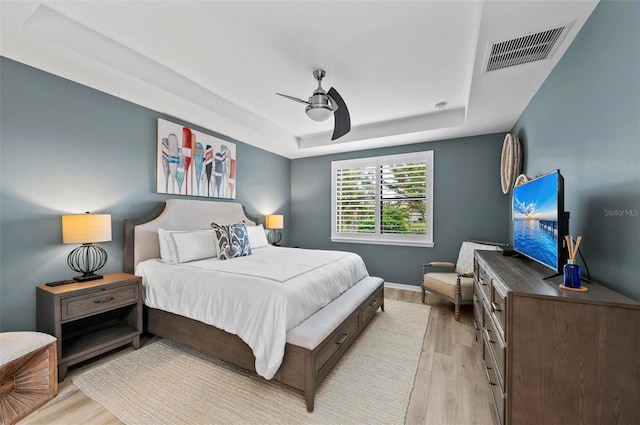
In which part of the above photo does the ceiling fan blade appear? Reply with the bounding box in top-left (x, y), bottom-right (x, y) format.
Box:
top-left (276, 93), bottom-right (309, 104)
top-left (328, 87), bottom-right (350, 140)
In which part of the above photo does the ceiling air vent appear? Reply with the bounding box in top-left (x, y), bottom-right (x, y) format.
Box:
top-left (485, 22), bottom-right (573, 72)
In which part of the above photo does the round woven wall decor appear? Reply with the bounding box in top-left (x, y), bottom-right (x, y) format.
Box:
top-left (500, 133), bottom-right (522, 194)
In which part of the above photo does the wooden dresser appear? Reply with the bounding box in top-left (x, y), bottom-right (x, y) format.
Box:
top-left (473, 251), bottom-right (640, 425)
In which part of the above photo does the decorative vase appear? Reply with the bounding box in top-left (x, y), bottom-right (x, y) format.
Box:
top-left (564, 259), bottom-right (582, 288)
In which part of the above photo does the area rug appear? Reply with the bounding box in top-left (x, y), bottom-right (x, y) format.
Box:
top-left (73, 299), bottom-right (429, 425)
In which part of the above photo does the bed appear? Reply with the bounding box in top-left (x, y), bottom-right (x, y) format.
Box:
top-left (123, 199), bottom-right (384, 411)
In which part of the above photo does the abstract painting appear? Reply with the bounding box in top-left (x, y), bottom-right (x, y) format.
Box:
top-left (157, 118), bottom-right (236, 199)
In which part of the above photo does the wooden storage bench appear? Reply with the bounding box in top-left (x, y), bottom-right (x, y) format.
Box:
top-left (0, 332), bottom-right (58, 425)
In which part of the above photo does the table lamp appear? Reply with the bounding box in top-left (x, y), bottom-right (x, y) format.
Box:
top-left (62, 212), bottom-right (111, 282)
top-left (265, 214), bottom-right (283, 246)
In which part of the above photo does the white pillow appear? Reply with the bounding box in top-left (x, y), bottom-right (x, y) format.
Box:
top-left (157, 228), bottom-right (175, 262)
top-left (246, 224), bottom-right (269, 249)
top-left (158, 229), bottom-right (217, 263)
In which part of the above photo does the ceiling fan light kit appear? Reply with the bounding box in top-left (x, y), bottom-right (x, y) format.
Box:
top-left (277, 69), bottom-right (351, 140)
top-left (306, 105), bottom-right (333, 122)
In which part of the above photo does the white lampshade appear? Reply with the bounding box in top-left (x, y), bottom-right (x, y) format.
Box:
top-left (265, 214), bottom-right (284, 230)
top-left (305, 106), bottom-right (333, 122)
top-left (62, 213), bottom-right (112, 244)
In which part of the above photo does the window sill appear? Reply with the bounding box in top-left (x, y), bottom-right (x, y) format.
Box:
top-left (330, 237), bottom-right (434, 248)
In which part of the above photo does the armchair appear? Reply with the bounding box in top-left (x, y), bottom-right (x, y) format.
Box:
top-left (421, 241), bottom-right (505, 320)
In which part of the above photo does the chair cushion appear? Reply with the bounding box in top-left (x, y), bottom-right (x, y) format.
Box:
top-left (455, 241), bottom-right (502, 275)
top-left (423, 273), bottom-right (474, 300)
top-left (0, 332), bottom-right (57, 366)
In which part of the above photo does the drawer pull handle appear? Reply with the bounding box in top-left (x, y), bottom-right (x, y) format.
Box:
top-left (491, 302), bottom-right (502, 313)
top-left (480, 278), bottom-right (487, 286)
top-left (485, 365), bottom-right (497, 385)
top-left (370, 301), bottom-right (378, 306)
top-left (486, 329), bottom-right (496, 344)
top-left (336, 333), bottom-right (349, 345)
top-left (94, 297), bottom-right (114, 304)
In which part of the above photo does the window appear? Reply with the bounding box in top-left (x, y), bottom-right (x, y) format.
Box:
top-left (331, 151), bottom-right (434, 247)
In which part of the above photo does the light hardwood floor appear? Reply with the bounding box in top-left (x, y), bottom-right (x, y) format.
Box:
top-left (22, 288), bottom-right (495, 425)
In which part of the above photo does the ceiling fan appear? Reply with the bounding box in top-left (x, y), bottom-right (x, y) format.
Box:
top-left (276, 69), bottom-right (351, 141)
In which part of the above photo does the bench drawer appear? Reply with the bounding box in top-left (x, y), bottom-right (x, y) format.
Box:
top-left (315, 313), bottom-right (359, 377)
top-left (361, 289), bottom-right (383, 325)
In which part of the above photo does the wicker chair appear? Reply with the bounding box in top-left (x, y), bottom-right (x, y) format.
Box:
top-left (421, 241), bottom-right (505, 320)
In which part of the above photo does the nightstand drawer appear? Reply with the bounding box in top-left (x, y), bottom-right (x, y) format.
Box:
top-left (61, 284), bottom-right (139, 321)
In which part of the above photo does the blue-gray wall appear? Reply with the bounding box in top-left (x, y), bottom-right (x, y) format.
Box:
top-left (0, 58), bottom-right (291, 331)
top-left (511, 0), bottom-right (639, 300)
top-left (290, 134), bottom-right (511, 286)
top-left (2, 0), bottom-right (637, 332)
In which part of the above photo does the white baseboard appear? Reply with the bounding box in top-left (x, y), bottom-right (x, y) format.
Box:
top-left (384, 281), bottom-right (422, 292)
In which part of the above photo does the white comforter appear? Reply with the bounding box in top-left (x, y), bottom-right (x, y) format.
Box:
top-left (135, 246), bottom-right (368, 379)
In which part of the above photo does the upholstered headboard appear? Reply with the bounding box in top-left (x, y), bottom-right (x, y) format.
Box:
top-left (123, 199), bottom-right (257, 273)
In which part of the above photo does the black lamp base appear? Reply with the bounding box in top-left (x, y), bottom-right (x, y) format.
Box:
top-left (67, 243), bottom-right (107, 283)
top-left (267, 230), bottom-right (282, 246)
top-left (73, 274), bottom-right (104, 282)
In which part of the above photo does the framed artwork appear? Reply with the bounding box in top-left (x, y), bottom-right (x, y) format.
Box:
top-left (157, 118), bottom-right (236, 199)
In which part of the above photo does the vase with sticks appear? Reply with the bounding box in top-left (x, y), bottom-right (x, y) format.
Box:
top-left (562, 235), bottom-right (583, 290)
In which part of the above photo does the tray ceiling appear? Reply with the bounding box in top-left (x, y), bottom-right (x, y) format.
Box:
top-left (0, 1), bottom-right (598, 158)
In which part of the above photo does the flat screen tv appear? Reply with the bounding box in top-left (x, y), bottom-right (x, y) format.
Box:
top-left (512, 170), bottom-right (568, 274)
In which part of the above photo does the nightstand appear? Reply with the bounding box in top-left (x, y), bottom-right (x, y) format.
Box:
top-left (36, 273), bottom-right (142, 381)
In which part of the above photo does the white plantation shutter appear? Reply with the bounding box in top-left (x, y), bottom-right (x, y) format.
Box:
top-left (335, 164), bottom-right (376, 234)
top-left (331, 151), bottom-right (434, 247)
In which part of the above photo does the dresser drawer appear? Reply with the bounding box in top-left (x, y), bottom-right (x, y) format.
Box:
top-left (61, 284), bottom-right (139, 321)
top-left (483, 334), bottom-right (505, 425)
top-left (491, 380), bottom-right (506, 425)
top-left (315, 312), bottom-right (359, 377)
top-left (474, 277), bottom-right (486, 304)
top-left (476, 266), bottom-right (492, 303)
top-left (473, 292), bottom-right (483, 331)
top-left (490, 279), bottom-right (507, 337)
top-left (483, 311), bottom-right (505, 388)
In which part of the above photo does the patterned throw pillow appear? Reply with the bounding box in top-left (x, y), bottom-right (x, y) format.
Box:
top-left (210, 222), bottom-right (252, 260)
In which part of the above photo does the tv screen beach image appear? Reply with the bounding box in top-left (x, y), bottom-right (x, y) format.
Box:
top-left (513, 173), bottom-right (559, 270)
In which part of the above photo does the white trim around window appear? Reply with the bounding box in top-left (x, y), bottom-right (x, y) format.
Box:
top-left (331, 151), bottom-right (434, 247)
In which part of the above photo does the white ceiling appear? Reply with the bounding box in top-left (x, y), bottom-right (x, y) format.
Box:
top-left (0, 1), bottom-right (599, 159)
